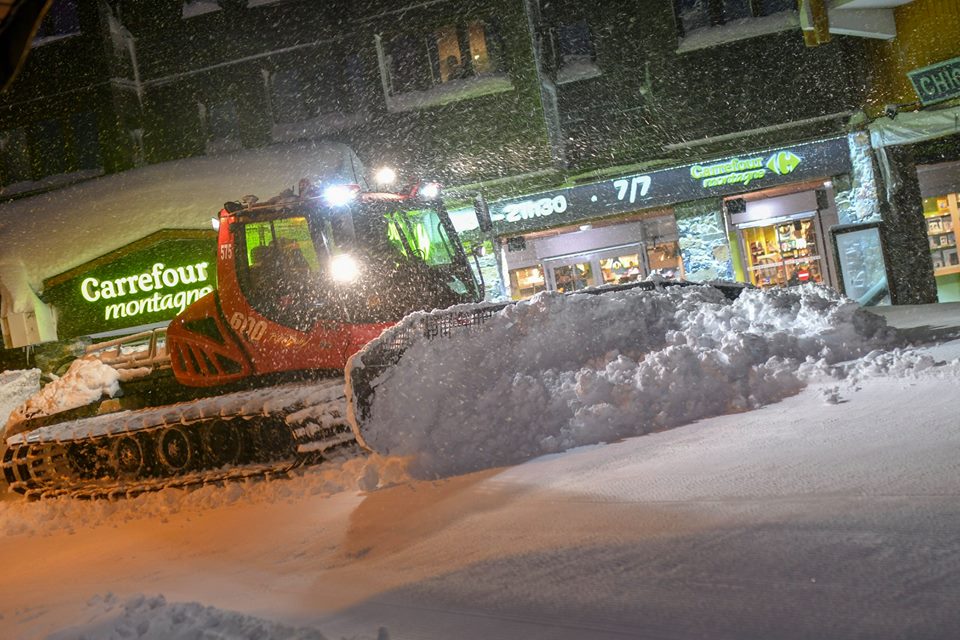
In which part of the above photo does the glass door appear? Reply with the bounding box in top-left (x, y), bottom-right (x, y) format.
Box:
top-left (741, 215), bottom-right (824, 289)
top-left (598, 252), bottom-right (642, 285)
top-left (551, 261), bottom-right (594, 293)
top-left (776, 218), bottom-right (823, 286)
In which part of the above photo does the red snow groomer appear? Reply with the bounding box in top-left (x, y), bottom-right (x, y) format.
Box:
top-left (2, 178), bottom-right (483, 498)
top-left (168, 179), bottom-right (478, 386)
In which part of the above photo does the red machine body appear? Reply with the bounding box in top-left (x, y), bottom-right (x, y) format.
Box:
top-left (167, 184), bottom-right (479, 387)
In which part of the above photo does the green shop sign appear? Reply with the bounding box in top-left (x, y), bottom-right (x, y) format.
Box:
top-left (486, 136), bottom-right (848, 235)
top-left (690, 150), bottom-right (801, 188)
top-left (908, 56), bottom-right (960, 106)
top-left (43, 230), bottom-right (217, 339)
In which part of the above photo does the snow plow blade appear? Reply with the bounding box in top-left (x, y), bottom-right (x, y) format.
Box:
top-left (345, 280), bottom-right (745, 454)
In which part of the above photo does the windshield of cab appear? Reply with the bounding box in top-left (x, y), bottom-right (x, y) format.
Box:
top-left (382, 205), bottom-right (457, 267)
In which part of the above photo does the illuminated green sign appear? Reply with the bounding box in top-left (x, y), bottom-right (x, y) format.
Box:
top-left (690, 151), bottom-right (802, 188)
top-left (79, 261), bottom-right (213, 320)
top-left (43, 230), bottom-right (217, 339)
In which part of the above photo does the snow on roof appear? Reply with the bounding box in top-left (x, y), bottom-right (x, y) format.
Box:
top-left (0, 141), bottom-right (364, 295)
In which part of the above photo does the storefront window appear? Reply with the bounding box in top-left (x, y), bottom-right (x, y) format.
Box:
top-left (741, 217), bottom-right (823, 288)
top-left (924, 194), bottom-right (960, 303)
top-left (509, 266), bottom-right (546, 300)
top-left (553, 262), bottom-right (593, 293)
top-left (599, 254), bottom-right (641, 285)
top-left (645, 241), bottom-right (684, 279)
top-left (925, 195), bottom-right (959, 273)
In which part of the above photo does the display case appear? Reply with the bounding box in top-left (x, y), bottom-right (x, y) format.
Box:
top-left (924, 194), bottom-right (960, 275)
top-left (831, 221), bottom-right (890, 306)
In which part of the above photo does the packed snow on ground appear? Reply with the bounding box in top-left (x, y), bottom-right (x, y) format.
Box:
top-left (352, 283), bottom-right (940, 477)
top-left (2, 286), bottom-right (960, 640)
top-left (47, 594), bottom-right (328, 640)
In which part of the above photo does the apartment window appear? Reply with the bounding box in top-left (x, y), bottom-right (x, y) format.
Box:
top-left (72, 111), bottom-right (101, 171)
top-left (206, 100), bottom-right (242, 154)
top-left (551, 20), bottom-right (600, 84)
top-left (271, 59), bottom-right (352, 125)
top-left (381, 19), bottom-right (505, 97)
top-left (33, 0), bottom-right (80, 43)
top-left (271, 68), bottom-right (311, 124)
top-left (32, 120), bottom-right (67, 177)
top-left (675, 0), bottom-right (795, 35)
top-left (0, 128), bottom-right (31, 185)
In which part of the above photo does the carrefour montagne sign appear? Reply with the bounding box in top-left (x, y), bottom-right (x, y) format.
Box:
top-left (43, 230), bottom-right (217, 339)
top-left (690, 150), bottom-right (801, 188)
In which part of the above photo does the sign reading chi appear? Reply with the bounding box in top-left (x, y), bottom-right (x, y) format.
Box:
top-left (908, 56), bottom-right (960, 106)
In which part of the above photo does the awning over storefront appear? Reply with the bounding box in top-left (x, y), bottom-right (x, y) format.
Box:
top-left (868, 105), bottom-right (960, 199)
top-left (869, 105), bottom-right (960, 148)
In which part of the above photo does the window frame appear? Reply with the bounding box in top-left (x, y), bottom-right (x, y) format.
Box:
top-left (32, 0), bottom-right (81, 47)
top-left (375, 18), bottom-right (512, 112)
top-left (673, 0), bottom-right (799, 52)
top-left (548, 18), bottom-right (602, 85)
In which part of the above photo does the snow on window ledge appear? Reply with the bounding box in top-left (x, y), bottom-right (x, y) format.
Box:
top-left (271, 112), bottom-right (369, 143)
top-left (205, 137), bottom-right (243, 155)
top-left (676, 11), bottom-right (800, 54)
top-left (32, 31), bottom-right (81, 47)
top-left (556, 59), bottom-right (602, 85)
top-left (385, 74), bottom-right (513, 113)
top-left (182, 1), bottom-right (221, 19)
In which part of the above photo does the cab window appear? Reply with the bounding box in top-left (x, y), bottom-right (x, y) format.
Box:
top-left (385, 206), bottom-right (456, 266)
top-left (238, 216), bottom-right (326, 329)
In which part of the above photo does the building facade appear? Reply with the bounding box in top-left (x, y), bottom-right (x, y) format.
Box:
top-left (0, 0), bottom-right (948, 355)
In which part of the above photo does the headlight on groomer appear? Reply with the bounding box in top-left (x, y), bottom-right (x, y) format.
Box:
top-left (329, 253), bottom-right (361, 283)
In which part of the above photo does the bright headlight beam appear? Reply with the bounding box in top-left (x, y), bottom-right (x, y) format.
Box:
top-left (324, 185), bottom-right (356, 207)
top-left (419, 182), bottom-right (441, 200)
top-left (374, 167), bottom-right (397, 185)
top-left (329, 254), bottom-right (360, 282)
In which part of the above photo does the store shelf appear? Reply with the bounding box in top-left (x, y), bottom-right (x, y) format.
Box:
top-left (935, 264), bottom-right (960, 276)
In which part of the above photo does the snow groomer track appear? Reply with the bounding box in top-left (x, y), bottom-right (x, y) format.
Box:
top-left (2, 380), bottom-right (357, 500)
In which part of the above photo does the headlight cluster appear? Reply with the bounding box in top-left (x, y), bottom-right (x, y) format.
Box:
top-left (329, 254), bottom-right (360, 283)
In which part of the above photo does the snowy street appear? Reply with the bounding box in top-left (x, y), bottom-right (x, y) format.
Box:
top-left (1, 295), bottom-right (959, 639)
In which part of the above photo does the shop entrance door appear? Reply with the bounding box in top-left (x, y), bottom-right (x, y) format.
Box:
top-left (740, 214), bottom-right (826, 288)
top-left (550, 261), bottom-right (594, 293)
top-left (544, 245), bottom-right (647, 292)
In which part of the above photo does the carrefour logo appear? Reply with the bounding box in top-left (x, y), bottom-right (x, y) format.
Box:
top-left (690, 150), bottom-right (802, 188)
top-left (766, 150), bottom-right (801, 175)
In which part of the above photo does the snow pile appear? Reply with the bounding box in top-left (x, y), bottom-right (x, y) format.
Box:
top-left (353, 284), bottom-right (900, 476)
top-left (5, 358), bottom-right (121, 429)
top-left (0, 368), bottom-right (41, 426)
top-left (48, 593), bottom-right (328, 640)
